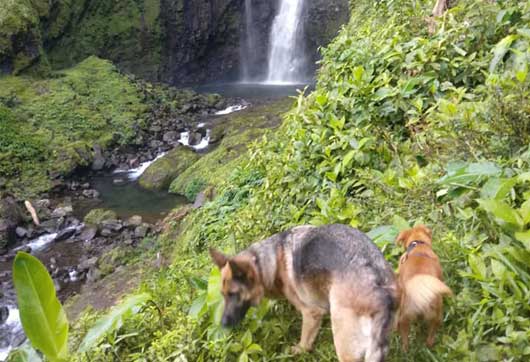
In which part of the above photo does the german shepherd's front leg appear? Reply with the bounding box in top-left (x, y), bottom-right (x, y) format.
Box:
top-left (291, 308), bottom-right (325, 354)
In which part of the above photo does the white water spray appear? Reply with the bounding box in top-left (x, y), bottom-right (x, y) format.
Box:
top-left (266, 0), bottom-right (306, 83)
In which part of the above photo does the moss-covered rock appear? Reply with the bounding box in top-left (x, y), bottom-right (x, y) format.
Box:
top-left (139, 146), bottom-right (200, 191)
top-left (83, 208), bottom-right (118, 227)
top-left (169, 98), bottom-right (291, 195)
top-left (0, 57), bottom-right (148, 197)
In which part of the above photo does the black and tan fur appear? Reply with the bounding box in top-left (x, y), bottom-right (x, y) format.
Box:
top-left (210, 224), bottom-right (398, 362)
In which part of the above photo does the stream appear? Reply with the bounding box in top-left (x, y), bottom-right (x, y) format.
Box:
top-left (0, 83), bottom-right (305, 360)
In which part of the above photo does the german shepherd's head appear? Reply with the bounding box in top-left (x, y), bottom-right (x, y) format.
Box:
top-left (395, 224), bottom-right (433, 248)
top-left (209, 248), bottom-right (264, 327)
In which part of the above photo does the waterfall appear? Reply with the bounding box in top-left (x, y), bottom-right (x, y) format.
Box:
top-left (241, 0), bottom-right (258, 81)
top-left (265, 0), bottom-right (306, 84)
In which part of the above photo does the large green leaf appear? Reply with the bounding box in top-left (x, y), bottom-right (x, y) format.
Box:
top-left (78, 293), bottom-right (151, 352)
top-left (12, 252), bottom-right (68, 362)
top-left (477, 199), bottom-right (524, 230)
top-left (437, 161), bottom-right (502, 186)
top-left (489, 34), bottom-right (518, 73)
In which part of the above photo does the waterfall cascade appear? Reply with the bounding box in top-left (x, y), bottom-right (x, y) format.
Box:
top-left (265, 0), bottom-right (306, 84)
top-left (240, 0), bottom-right (307, 84)
top-left (241, 0), bottom-right (258, 81)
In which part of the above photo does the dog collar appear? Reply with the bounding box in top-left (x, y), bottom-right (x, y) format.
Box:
top-left (406, 240), bottom-right (427, 254)
top-left (401, 240), bottom-right (432, 264)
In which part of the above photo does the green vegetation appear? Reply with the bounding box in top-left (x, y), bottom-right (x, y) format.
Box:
top-left (169, 98), bottom-right (290, 196)
top-left (11, 251), bottom-right (152, 362)
top-left (139, 146), bottom-right (200, 191)
top-left (13, 252), bottom-right (68, 361)
top-left (83, 209), bottom-right (119, 227)
top-left (0, 57), bottom-right (147, 197)
top-left (6, 0), bottom-right (530, 361)
top-left (63, 1), bottom-right (530, 361)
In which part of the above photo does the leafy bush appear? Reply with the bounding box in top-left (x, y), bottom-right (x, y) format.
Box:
top-left (70, 1), bottom-right (530, 361)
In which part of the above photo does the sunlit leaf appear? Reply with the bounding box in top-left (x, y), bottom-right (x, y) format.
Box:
top-left (13, 252), bottom-right (68, 361)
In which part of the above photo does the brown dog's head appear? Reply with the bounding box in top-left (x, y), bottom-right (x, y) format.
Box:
top-left (209, 248), bottom-right (264, 327)
top-left (395, 225), bottom-right (433, 249)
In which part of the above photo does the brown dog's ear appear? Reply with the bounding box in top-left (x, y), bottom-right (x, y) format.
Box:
top-left (209, 248), bottom-right (229, 269)
top-left (396, 229), bottom-right (411, 247)
top-left (416, 224), bottom-right (432, 239)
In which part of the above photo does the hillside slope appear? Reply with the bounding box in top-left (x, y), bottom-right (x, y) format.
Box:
top-left (63, 0), bottom-right (529, 361)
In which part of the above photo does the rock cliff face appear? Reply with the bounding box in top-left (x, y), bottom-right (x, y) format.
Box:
top-left (0, 0), bottom-right (349, 85)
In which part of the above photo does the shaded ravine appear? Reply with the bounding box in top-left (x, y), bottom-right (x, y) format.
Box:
top-left (0, 100), bottom-right (252, 361)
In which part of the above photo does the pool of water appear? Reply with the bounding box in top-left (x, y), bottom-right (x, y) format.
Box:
top-left (195, 82), bottom-right (311, 100)
top-left (75, 173), bottom-right (188, 224)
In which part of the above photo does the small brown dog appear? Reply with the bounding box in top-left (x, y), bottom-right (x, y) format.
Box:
top-left (395, 225), bottom-right (452, 351)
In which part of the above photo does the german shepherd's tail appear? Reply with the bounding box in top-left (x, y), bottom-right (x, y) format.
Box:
top-left (402, 275), bottom-right (452, 316)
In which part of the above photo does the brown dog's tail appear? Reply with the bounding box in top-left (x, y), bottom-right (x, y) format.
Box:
top-left (402, 275), bottom-right (452, 316)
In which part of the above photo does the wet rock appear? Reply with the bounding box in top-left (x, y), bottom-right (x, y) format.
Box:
top-left (92, 144), bottom-right (106, 171)
top-left (150, 125), bottom-right (162, 133)
top-left (81, 183), bottom-right (91, 189)
top-left (51, 205), bottom-right (73, 218)
top-left (79, 257), bottom-right (98, 271)
top-left (84, 209), bottom-right (118, 226)
top-left (79, 226), bottom-right (97, 242)
top-left (16, 226), bottom-right (29, 238)
top-left (124, 238), bottom-right (134, 245)
top-left (127, 215), bottom-right (143, 227)
top-left (149, 140), bottom-right (164, 149)
top-left (163, 131), bottom-right (179, 143)
top-left (188, 132), bottom-right (202, 146)
top-left (39, 219), bottom-right (58, 233)
top-left (87, 267), bottom-right (102, 283)
top-left (55, 228), bottom-right (76, 242)
top-left (128, 157), bottom-right (140, 168)
top-left (82, 189), bottom-right (100, 199)
top-left (138, 146), bottom-right (200, 191)
top-left (101, 219), bottom-right (123, 232)
top-left (101, 229), bottom-right (113, 237)
top-left (1, 306), bottom-right (9, 325)
top-left (134, 224), bottom-right (150, 238)
top-left (35, 199), bottom-right (51, 209)
top-left (113, 178), bottom-right (125, 185)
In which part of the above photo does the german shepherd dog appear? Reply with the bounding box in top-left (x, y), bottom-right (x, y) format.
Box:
top-left (210, 224), bottom-right (398, 362)
top-left (395, 225), bottom-right (452, 351)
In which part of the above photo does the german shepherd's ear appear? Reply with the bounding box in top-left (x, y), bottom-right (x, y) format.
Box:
top-left (396, 229), bottom-right (411, 247)
top-left (210, 248), bottom-right (229, 269)
top-left (228, 257), bottom-right (258, 284)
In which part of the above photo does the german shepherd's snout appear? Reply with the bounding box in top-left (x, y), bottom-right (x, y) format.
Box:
top-left (210, 249), bottom-right (263, 328)
top-left (210, 224), bottom-right (398, 362)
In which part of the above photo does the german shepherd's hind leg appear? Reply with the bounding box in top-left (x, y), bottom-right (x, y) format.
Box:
top-left (291, 307), bottom-right (325, 354)
top-left (330, 286), bottom-right (392, 362)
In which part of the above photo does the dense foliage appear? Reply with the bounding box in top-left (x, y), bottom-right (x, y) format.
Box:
top-left (21, 0), bottom-right (530, 361)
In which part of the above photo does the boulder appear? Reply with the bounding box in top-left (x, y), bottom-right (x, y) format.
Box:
top-left (79, 226), bottom-right (97, 242)
top-left (54, 228), bottom-right (76, 242)
top-left (163, 131), bottom-right (179, 143)
top-left (134, 224), bottom-right (150, 238)
top-left (127, 215), bottom-right (143, 227)
top-left (92, 144), bottom-right (106, 171)
top-left (188, 132), bottom-right (202, 146)
top-left (84, 209), bottom-right (118, 227)
top-left (138, 146), bottom-right (200, 191)
top-left (15, 226), bottom-right (28, 238)
top-left (82, 189), bottom-right (100, 199)
top-left (101, 219), bottom-right (123, 232)
top-left (51, 205), bottom-right (73, 218)
top-left (1, 306), bottom-right (9, 325)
